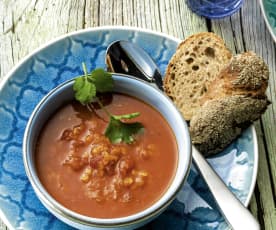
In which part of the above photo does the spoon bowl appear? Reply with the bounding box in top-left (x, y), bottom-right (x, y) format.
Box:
top-left (106, 40), bottom-right (163, 90)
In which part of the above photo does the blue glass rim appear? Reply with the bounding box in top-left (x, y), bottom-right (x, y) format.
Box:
top-left (186, 0), bottom-right (244, 19)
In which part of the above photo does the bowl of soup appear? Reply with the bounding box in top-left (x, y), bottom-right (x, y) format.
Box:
top-left (23, 73), bottom-right (192, 229)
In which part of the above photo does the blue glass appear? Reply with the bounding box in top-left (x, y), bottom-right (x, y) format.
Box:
top-left (186, 0), bottom-right (244, 19)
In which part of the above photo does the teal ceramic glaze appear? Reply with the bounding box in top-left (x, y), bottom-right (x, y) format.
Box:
top-left (261, 0), bottom-right (276, 42)
top-left (0, 26), bottom-right (258, 230)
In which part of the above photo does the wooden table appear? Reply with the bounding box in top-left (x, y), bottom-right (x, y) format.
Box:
top-left (0, 0), bottom-right (275, 229)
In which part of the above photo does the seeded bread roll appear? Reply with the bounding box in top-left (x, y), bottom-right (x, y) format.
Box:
top-left (200, 51), bottom-right (269, 104)
top-left (190, 51), bottom-right (270, 156)
top-left (190, 95), bottom-right (270, 156)
top-left (164, 32), bottom-right (232, 120)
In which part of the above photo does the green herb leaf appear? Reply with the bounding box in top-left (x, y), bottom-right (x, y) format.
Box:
top-left (112, 112), bottom-right (140, 120)
top-left (73, 76), bottom-right (96, 105)
top-left (73, 65), bottom-right (113, 105)
top-left (105, 116), bottom-right (144, 144)
top-left (89, 68), bottom-right (113, 93)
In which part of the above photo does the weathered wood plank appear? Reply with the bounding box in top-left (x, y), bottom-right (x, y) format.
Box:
top-left (254, 121), bottom-right (276, 230)
top-left (0, 222), bottom-right (7, 230)
top-left (210, 1), bottom-right (276, 230)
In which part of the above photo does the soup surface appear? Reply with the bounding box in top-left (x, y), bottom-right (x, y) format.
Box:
top-left (36, 93), bottom-right (178, 218)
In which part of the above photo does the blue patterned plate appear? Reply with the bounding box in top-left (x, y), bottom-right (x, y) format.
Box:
top-left (260, 0), bottom-right (276, 42)
top-left (0, 26), bottom-right (258, 230)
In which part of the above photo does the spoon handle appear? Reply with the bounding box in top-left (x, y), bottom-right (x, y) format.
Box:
top-left (192, 146), bottom-right (260, 230)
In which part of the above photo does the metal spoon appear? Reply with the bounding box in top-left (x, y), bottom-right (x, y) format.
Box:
top-left (106, 40), bottom-right (260, 230)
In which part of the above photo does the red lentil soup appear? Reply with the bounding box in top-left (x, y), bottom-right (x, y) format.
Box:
top-left (35, 93), bottom-right (178, 218)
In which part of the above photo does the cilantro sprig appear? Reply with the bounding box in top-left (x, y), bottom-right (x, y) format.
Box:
top-left (73, 63), bottom-right (114, 104)
top-left (105, 113), bottom-right (143, 144)
top-left (73, 63), bottom-right (144, 144)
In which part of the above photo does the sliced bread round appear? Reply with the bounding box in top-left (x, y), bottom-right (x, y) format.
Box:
top-left (164, 32), bottom-right (232, 120)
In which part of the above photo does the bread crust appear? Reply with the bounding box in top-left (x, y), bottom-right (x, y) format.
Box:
top-left (189, 51), bottom-right (270, 156)
top-left (164, 32), bottom-right (232, 120)
top-left (190, 95), bottom-right (270, 156)
top-left (201, 51), bottom-right (269, 104)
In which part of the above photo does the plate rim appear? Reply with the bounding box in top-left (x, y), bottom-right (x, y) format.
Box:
top-left (0, 25), bottom-right (259, 229)
top-left (259, 0), bottom-right (276, 43)
top-left (246, 124), bottom-right (258, 207)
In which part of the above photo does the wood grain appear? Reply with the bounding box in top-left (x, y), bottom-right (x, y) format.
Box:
top-left (0, 0), bottom-right (275, 229)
